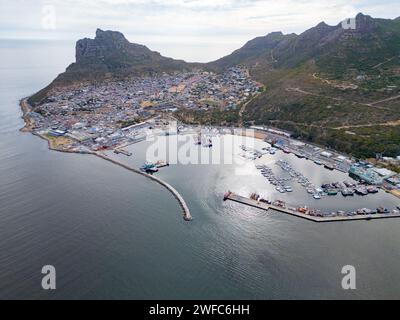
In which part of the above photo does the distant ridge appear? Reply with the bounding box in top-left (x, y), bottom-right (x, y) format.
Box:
top-left (206, 13), bottom-right (400, 158)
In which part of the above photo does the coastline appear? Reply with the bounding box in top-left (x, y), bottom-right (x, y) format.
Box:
top-left (20, 97), bottom-right (34, 132)
top-left (19, 96), bottom-right (399, 221)
top-left (19, 97), bottom-right (193, 221)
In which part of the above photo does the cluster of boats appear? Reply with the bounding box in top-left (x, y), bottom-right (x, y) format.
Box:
top-left (263, 146), bottom-right (278, 155)
top-left (273, 159), bottom-right (380, 200)
top-left (275, 160), bottom-right (323, 198)
top-left (248, 193), bottom-right (400, 217)
top-left (249, 193), bottom-right (287, 208)
top-left (239, 145), bottom-right (267, 160)
top-left (297, 206), bottom-right (399, 217)
top-left (321, 181), bottom-right (379, 197)
top-left (238, 145), bottom-right (279, 160)
top-left (255, 164), bottom-right (293, 193)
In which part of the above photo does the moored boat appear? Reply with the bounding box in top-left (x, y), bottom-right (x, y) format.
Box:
top-left (285, 186), bottom-right (293, 192)
top-left (355, 186), bottom-right (368, 195)
top-left (367, 186), bottom-right (379, 193)
top-left (324, 163), bottom-right (335, 170)
top-left (140, 162), bottom-right (157, 172)
top-left (250, 193), bottom-right (260, 201)
top-left (377, 207), bottom-right (389, 214)
top-left (327, 189), bottom-right (338, 196)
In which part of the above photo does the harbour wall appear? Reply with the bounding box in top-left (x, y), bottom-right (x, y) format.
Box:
top-left (225, 193), bottom-right (400, 223)
top-left (96, 153), bottom-right (192, 221)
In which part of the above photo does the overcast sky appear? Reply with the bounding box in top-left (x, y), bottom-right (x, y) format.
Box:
top-left (1, 0), bottom-right (399, 62)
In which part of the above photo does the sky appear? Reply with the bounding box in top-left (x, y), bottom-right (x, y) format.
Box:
top-left (0, 0), bottom-right (399, 62)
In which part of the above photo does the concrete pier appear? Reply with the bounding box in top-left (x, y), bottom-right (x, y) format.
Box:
top-left (113, 148), bottom-right (132, 156)
top-left (225, 193), bottom-right (400, 223)
top-left (96, 153), bottom-right (192, 221)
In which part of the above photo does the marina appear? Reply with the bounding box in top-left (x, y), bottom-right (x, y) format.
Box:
top-left (104, 132), bottom-right (399, 220)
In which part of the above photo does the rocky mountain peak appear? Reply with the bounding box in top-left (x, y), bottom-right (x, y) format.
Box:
top-left (355, 12), bottom-right (377, 33)
top-left (95, 28), bottom-right (128, 43)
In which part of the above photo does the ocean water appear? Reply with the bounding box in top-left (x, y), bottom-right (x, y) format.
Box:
top-left (1, 40), bottom-right (400, 300)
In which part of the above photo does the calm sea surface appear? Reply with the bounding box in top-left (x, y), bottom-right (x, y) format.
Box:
top-left (0, 40), bottom-right (400, 299)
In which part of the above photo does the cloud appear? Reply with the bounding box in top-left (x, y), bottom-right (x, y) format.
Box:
top-left (1, 0), bottom-right (399, 62)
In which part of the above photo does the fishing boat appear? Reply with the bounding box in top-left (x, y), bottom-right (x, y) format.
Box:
top-left (367, 186), bottom-right (379, 193)
top-left (313, 193), bottom-right (321, 199)
top-left (285, 186), bottom-right (293, 192)
top-left (327, 189), bottom-right (338, 196)
top-left (377, 207), bottom-right (389, 214)
top-left (250, 193), bottom-right (260, 201)
top-left (298, 206), bottom-right (308, 214)
top-left (259, 198), bottom-right (272, 204)
top-left (343, 181), bottom-right (353, 187)
top-left (276, 186), bottom-right (286, 193)
top-left (355, 186), bottom-right (368, 196)
top-left (341, 188), bottom-right (354, 196)
top-left (140, 162), bottom-right (157, 172)
top-left (306, 188), bottom-right (314, 194)
top-left (273, 200), bottom-right (286, 208)
top-left (324, 163), bottom-right (335, 170)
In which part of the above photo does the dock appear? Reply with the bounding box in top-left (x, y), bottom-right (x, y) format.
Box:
top-left (225, 193), bottom-right (400, 223)
top-left (113, 148), bottom-right (132, 156)
top-left (96, 153), bottom-right (192, 221)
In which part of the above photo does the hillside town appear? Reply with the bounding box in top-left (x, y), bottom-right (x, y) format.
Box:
top-left (28, 66), bottom-right (260, 149)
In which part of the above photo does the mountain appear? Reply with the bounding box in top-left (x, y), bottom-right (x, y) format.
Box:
top-left (29, 29), bottom-right (192, 105)
top-left (71, 29), bottom-right (190, 77)
top-left (211, 13), bottom-right (399, 72)
top-left (209, 31), bottom-right (296, 70)
top-left (205, 13), bottom-right (400, 158)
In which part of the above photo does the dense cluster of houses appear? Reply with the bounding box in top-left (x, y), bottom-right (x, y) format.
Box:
top-left (29, 67), bottom-right (260, 151)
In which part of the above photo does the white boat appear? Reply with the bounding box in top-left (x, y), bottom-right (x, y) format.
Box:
top-left (313, 193), bottom-right (321, 199)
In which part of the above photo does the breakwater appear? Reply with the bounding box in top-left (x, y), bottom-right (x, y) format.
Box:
top-left (96, 153), bottom-right (192, 221)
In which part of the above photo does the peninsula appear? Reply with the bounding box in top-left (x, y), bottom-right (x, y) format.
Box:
top-left (20, 13), bottom-right (400, 221)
